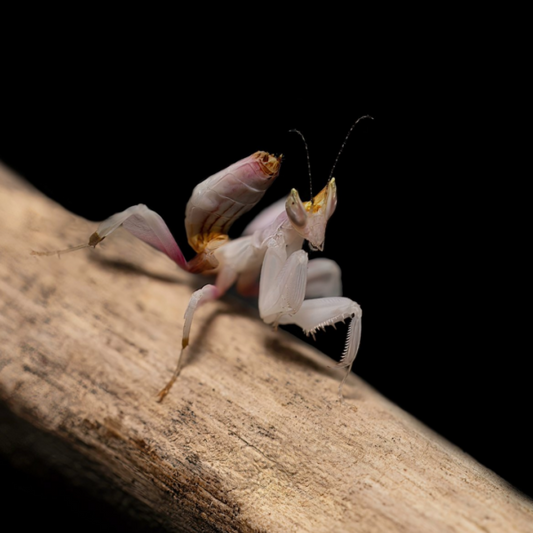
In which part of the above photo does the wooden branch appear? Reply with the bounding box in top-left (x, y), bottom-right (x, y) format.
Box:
top-left (0, 161), bottom-right (531, 533)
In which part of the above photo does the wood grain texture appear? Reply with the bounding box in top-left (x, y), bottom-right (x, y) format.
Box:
top-left (0, 161), bottom-right (531, 532)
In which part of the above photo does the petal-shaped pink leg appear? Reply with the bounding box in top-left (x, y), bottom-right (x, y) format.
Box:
top-left (96, 205), bottom-right (188, 270)
top-left (305, 258), bottom-right (342, 298)
top-left (32, 204), bottom-right (188, 272)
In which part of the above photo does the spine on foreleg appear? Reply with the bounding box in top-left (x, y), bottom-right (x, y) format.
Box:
top-left (337, 304), bottom-right (362, 370)
top-left (277, 296), bottom-right (362, 396)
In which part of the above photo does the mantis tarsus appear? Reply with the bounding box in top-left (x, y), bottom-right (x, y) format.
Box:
top-left (33, 118), bottom-right (370, 402)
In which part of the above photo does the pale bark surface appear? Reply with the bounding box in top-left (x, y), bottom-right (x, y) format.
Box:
top-left (0, 162), bottom-right (531, 532)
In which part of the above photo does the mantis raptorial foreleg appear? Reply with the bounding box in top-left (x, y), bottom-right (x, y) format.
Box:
top-left (258, 240), bottom-right (308, 326)
top-left (278, 297), bottom-right (362, 398)
top-left (256, 213), bottom-right (362, 398)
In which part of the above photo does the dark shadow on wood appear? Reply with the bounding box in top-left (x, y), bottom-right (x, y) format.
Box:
top-left (0, 400), bottom-right (170, 533)
top-left (89, 255), bottom-right (186, 285)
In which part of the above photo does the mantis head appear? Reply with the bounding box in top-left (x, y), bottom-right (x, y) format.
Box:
top-left (285, 178), bottom-right (337, 251)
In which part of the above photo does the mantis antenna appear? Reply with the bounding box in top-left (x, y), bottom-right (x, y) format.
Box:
top-left (288, 128), bottom-right (314, 203)
top-left (289, 115), bottom-right (374, 203)
top-left (328, 115), bottom-right (374, 181)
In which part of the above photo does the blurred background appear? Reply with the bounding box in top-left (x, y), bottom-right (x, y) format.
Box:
top-left (0, 21), bottom-right (528, 530)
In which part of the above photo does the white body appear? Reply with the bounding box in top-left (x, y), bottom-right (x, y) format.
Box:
top-left (38, 151), bottom-right (362, 401)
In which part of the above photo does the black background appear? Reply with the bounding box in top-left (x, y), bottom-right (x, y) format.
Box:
top-left (0, 21), bottom-right (529, 531)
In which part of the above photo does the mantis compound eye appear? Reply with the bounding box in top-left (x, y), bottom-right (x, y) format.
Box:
top-left (286, 189), bottom-right (307, 228)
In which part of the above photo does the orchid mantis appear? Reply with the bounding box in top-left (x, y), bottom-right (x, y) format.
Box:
top-left (34, 121), bottom-right (369, 401)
